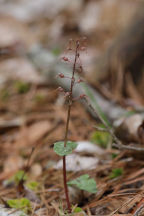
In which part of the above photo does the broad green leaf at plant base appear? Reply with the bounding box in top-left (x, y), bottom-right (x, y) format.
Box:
top-left (67, 174), bottom-right (97, 193)
top-left (7, 198), bottom-right (31, 213)
top-left (54, 141), bottom-right (78, 156)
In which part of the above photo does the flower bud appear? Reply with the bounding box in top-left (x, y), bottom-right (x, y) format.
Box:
top-left (62, 57), bottom-right (69, 62)
top-left (77, 79), bottom-right (83, 83)
top-left (57, 87), bottom-right (64, 92)
top-left (79, 94), bottom-right (86, 99)
top-left (58, 73), bottom-right (65, 78)
top-left (64, 92), bottom-right (71, 98)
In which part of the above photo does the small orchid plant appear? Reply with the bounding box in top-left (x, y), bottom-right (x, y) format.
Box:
top-left (54, 39), bottom-right (97, 213)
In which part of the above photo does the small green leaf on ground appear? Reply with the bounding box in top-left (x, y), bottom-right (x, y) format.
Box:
top-left (111, 153), bottom-right (118, 159)
top-left (26, 181), bottom-right (39, 191)
top-left (0, 88), bottom-right (10, 101)
top-left (73, 206), bottom-right (83, 213)
top-left (109, 168), bottom-right (123, 179)
top-left (34, 93), bottom-right (45, 103)
top-left (52, 47), bottom-right (61, 56)
top-left (123, 110), bottom-right (136, 117)
top-left (67, 174), bottom-right (97, 193)
top-left (7, 198), bottom-right (31, 213)
top-left (3, 170), bottom-right (27, 187)
top-left (54, 141), bottom-right (78, 156)
top-left (91, 126), bottom-right (111, 148)
top-left (14, 81), bottom-right (30, 94)
top-left (14, 170), bottom-right (27, 184)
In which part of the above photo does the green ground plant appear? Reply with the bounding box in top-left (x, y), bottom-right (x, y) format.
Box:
top-left (7, 198), bottom-right (31, 214)
top-left (14, 81), bottom-right (30, 94)
top-left (109, 168), bottom-right (123, 179)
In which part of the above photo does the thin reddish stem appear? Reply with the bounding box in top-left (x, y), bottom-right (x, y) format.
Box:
top-left (63, 156), bottom-right (71, 211)
top-left (63, 41), bottom-right (79, 212)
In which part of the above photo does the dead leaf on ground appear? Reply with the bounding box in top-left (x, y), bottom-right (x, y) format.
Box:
top-left (16, 121), bottom-right (52, 148)
top-left (0, 58), bottom-right (44, 83)
top-left (4, 155), bottom-right (24, 173)
top-left (0, 15), bottom-right (37, 48)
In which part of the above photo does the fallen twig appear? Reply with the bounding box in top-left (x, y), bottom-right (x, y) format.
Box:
top-left (133, 204), bottom-right (144, 216)
top-left (83, 97), bottom-right (144, 152)
top-left (109, 197), bottom-right (135, 216)
top-left (112, 143), bottom-right (144, 152)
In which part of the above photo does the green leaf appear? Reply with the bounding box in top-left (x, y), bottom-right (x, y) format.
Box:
top-left (67, 174), bottom-right (97, 193)
top-left (26, 181), bottom-right (39, 191)
top-left (109, 168), bottom-right (123, 179)
top-left (111, 153), bottom-right (118, 159)
top-left (3, 170), bottom-right (27, 187)
top-left (73, 207), bottom-right (83, 213)
top-left (91, 129), bottom-right (111, 148)
top-left (34, 94), bottom-right (45, 103)
top-left (52, 47), bottom-right (61, 56)
top-left (14, 81), bottom-right (30, 94)
top-left (20, 213), bottom-right (26, 216)
top-left (54, 141), bottom-right (78, 156)
top-left (14, 170), bottom-right (27, 184)
top-left (7, 198), bottom-right (31, 213)
top-left (123, 110), bottom-right (136, 117)
top-left (0, 88), bottom-right (10, 101)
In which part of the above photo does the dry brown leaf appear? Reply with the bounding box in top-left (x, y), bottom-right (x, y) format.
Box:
top-left (4, 155), bottom-right (24, 173)
top-left (0, 57), bottom-right (44, 83)
top-left (0, 15), bottom-right (36, 48)
top-left (17, 121), bottom-right (52, 148)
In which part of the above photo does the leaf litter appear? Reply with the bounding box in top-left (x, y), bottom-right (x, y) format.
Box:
top-left (0, 0), bottom-right (144, 215)
top-left (0, 81), bottom-right (144, 215)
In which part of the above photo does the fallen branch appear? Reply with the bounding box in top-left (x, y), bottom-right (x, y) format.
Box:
top-left (112, 143), bottom-right (144, 152)
top-left (83, 97), bottom-right (144, 152)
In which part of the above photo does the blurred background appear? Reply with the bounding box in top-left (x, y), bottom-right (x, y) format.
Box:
top-left (0, 0), bottom-right (143, 101)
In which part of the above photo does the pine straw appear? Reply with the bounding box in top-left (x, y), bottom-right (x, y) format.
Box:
top-left (0, 82), bottom-right (144, 215)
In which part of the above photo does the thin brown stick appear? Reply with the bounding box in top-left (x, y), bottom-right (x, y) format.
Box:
top-left (112, 143), bottom-right (144, 151)
top-left (21, 147), bottom-right (35, 180)
top-left (109, 197), bottom-right (135, 216)
top-left (83, 97), bottom-right (121, 142)
top-left (84, 97), bottom-right (144, 152)
top-left (133, 204), bottom-right (144, 216)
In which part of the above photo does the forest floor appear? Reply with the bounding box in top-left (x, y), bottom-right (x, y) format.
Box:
top-left (0, 81), bottom-right (144, 216)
